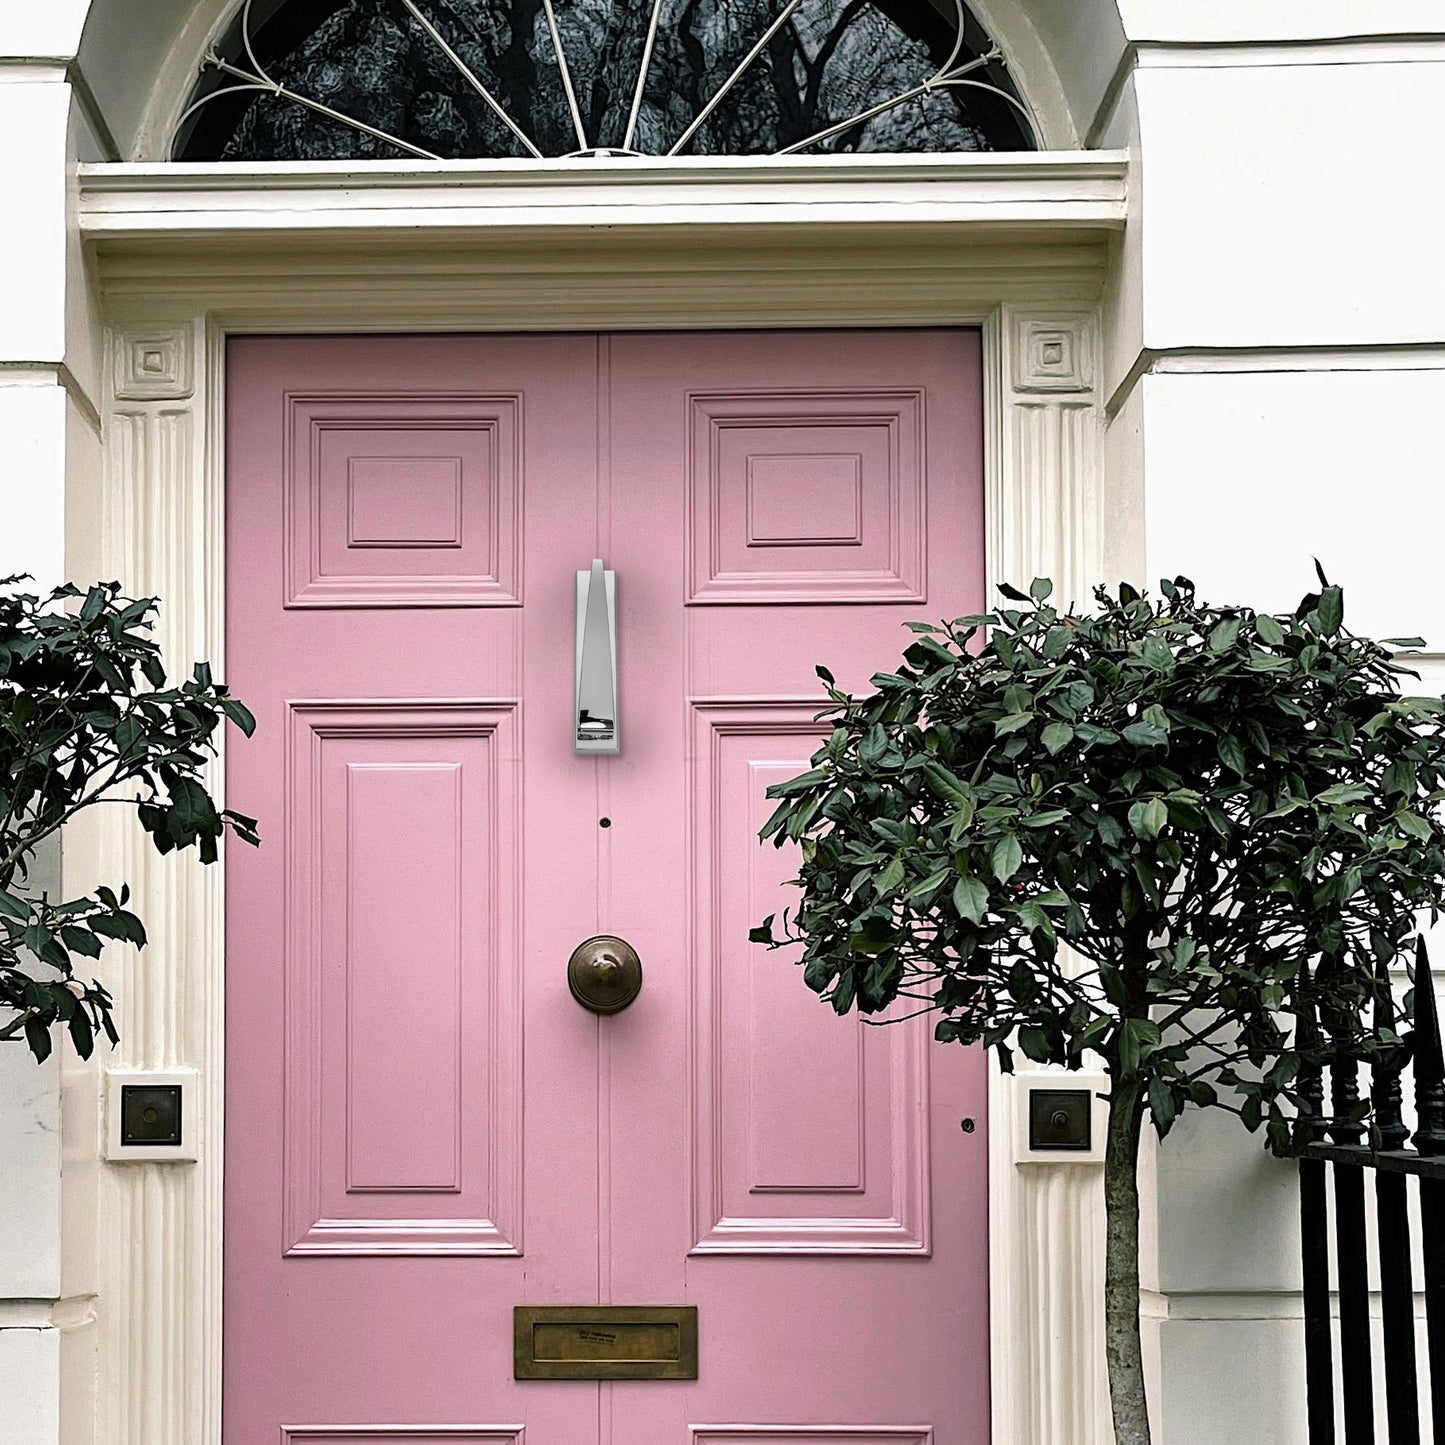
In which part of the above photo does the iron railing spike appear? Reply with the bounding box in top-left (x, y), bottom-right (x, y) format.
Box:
top-left (1372, 952), bottom-right (1410, 1152)
top-left (1413, 937), bottom-right (1445, 1156)
top-left (1317, 953), bottom-right (1363, 1145)
top-left (1295, 957), bottom-right (1327, 1142)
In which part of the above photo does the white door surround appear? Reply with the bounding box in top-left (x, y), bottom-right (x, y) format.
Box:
top-left (70, 151), bottom-right (1125, 1445)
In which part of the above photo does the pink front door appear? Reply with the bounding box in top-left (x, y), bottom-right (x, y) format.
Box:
top-left (225, 330), bottom-right (989, 1445)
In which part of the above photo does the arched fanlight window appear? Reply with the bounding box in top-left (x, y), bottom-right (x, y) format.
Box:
top-left (172, 0), bottom-right (1037, 161)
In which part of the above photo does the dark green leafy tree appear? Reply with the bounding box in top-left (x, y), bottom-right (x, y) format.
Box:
top-left (0, 578), bottom-right (257, 1065)
top-left (753, 572), bottom-right (1445, 1445)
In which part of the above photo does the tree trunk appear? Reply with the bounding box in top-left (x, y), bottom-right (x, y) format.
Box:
top-left (1103, 1081), bottom-right (1151, 1445)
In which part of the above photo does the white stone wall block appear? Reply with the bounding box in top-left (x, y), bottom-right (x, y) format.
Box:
top-left (0, 80), bottom-right (71, 364)
top-left (0, 3), bottom-right (91, 59)
top-left (0, 381), bottom-right (69, 591)
top-left (0, 1326), bottom-right (61, 1445)
top-left (1142, 366), bottom-right (1445, 642)
top-left (0, 1045), bottom-right (62, 1300)
top-left (1135, 59), bottom-right (1445, 348)
top-left (1154, 1318), bottom-right (1308, 1445)
top-left (1120, 2), bottom-right (1445, 43)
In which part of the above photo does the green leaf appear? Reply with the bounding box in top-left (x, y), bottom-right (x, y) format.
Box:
top-left (991, 835), bottom-right (1023, 883)
top-left (67, 1009), bottom-right (94, 1060)
top-left (849, 918), bottom-right (895, 954)
top-left (24, 1016), bottom-right (53, 1065)
top-left (1020, 808), bottom-right (1071, 828)
top-left (1029, 578), bottom-right (1053, 602)
top-left (59, 926), bottom-right (103, 958)
top-left (1128, 798), bottom-right (1166, 839)
top-left (994, 713), bottom-right (1032, 737)
top-left (1019, 1025), bottom-right (1052, 1062)
top-left (907, 868), bottom-right (952, 901)
top-left (1040, 721), bottom-right (1074, 755)
top-left (0, 889), bottom-right (30, 921)
top-left (921, 761), bottom-right (972, 808)
top-left (766, 768), bottom-right (830, 798)
top-left (953, 874), bottom-right (989, 924)
top-left (1123, 721), bottom-right (1169, 747)
top-left (874, 857), bottom-right (906, 897)
top-left (859, 724), bottom-right (889, 766)
top-left (1099, 964), bottom-right (1128, 1008)
top-left (1208, 618), bottom-right (1241, 653)
top-left (1118, 1017), bottom-right (1161, 1077)
top-left (1148, 1076), bottom-right (1180, 1135)
top-left (1017, 900), bottom-right (1056, 942)
top-left (1397, 810), bottom-right (1434, 840)
top-left (1255, 614), bottom-right (1285, 646)
top-left (1317, 584), bottom-right (1344, 637)
top-left (89, 911), bottom-right (148, 947)
top-left (1216, 734), bottom-right (1247, 776)
top-left (221, 698), bottom-right (257, 737)
top-left (1315, 782), bottom-right (1369, 807)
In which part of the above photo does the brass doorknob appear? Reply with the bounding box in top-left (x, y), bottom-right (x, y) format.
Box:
top-left (567, 935), bottom-right (643, 1015)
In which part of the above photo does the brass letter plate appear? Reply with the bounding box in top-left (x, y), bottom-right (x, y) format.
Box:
top-left (513, 1305), bottom-right (698, 1380)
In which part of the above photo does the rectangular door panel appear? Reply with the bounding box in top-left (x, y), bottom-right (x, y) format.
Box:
top-left (283, 701), bottom-right (520, 1256)
top-left (689, 702), bottom-right (928, 1255)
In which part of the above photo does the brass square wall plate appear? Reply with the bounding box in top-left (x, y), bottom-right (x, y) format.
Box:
top-left (514, 1305), bottom-right (699, 1380)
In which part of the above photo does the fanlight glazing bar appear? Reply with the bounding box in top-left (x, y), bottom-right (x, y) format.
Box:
top-left (621, 0), bottom-right (668, 153)
top-left (397, 0), bottom-right (546, 159)
top-left (188, 53), bottom-right (443, 160)
top-left (540, 0), bottom-right (591, 153)
top-left (776, 47), bottom-right (1036, 155)
top-left (665, 0), bottom-right (806, 157)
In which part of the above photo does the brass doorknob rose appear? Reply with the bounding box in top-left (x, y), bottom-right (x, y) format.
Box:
top-left (567, 934), bottom-right (642, 1015)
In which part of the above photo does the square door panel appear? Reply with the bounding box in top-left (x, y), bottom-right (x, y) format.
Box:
top-left (285, 395), bottom-right (521, 607)
top-left (687, 391), bottom-right (925, 604)
top-left (283, 1432), bottom-right (522, 1445)
top-left (693, 1432), bottom-right (932, 1445)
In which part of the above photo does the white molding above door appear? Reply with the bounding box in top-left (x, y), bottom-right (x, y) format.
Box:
top-left (74, 164), bottom-right (1118, 1445)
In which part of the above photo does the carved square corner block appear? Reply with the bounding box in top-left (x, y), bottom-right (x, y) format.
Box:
top-left (113, 328), bottom-right (195, 402)
top-left (1011, 316), bottom-right (1092, 395)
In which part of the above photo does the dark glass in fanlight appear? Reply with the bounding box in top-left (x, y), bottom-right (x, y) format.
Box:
top-left (174, 0), bottom-right (1033, 160)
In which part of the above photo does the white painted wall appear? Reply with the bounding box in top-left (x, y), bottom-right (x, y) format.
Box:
top-left (1113, 21), bottom-right (1445, 1445)
top-left (0, 16), bottom-right (107, 1440)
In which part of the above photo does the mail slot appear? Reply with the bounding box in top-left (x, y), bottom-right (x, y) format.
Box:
top-left (514, 1305), bottom-right (698, 1380)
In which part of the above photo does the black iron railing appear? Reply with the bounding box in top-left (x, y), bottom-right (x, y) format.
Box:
top-left (1284, 939), bottom-right (1445, 1444)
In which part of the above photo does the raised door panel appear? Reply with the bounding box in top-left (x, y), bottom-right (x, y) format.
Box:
top-left (285, 394), bottom-right (522, 608)
top-left (689, 702), bottom-right (929, 1255)
top-left (283, 701), bottom-right (521, 1255)
top-left (686, 390), bottom-right (925, 605)
top-left (283, 1432), bottom-right (523, 1445)
top-left (692, 1432), bottom-right (932, 1445)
